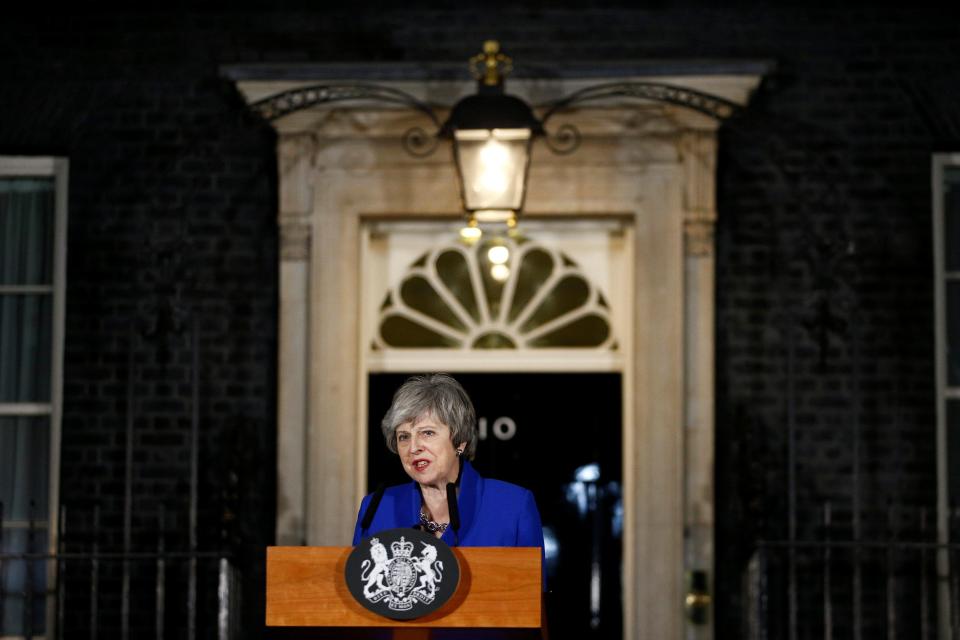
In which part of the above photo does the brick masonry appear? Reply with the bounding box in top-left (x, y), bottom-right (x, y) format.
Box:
top-left (1, 6), bottom-right (958, 638)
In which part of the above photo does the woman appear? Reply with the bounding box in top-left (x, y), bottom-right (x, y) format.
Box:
top-left (353, 373), bottom-right (545, 552)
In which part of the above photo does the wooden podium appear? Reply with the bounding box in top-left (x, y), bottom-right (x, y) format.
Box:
top-left (266, 546), bottom-right (544, 639)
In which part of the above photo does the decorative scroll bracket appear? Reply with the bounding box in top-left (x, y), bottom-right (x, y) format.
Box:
top-left (247, 80), bottom-right (744, 160)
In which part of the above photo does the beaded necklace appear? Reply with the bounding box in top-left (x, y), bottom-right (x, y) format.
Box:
top-left (418, 510), bottom-right (449, 534)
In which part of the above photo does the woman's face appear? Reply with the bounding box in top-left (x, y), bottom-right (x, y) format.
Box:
top-left (395, 413), bottom-right (461, 489)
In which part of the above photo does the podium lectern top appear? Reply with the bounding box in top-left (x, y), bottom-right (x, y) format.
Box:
top-left (266, 545), bottom-right (541, 629)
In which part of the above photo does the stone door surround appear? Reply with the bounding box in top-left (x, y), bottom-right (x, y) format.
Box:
top-left (227, 60), bottom-right (765, 640)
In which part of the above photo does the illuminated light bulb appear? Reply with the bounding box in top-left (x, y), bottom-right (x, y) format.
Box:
top-left (474, 168), bottom-right (508, 196)
top-left (460, 225), bottom-right (482, 243)
top-left (479, 140), bottom-right (510, 167)
top-left (490, 264), bottom-right (510, 282)
top-left (487, 245), bottom-right (509, 265)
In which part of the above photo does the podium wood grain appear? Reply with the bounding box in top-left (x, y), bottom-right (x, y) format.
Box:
top-left (266, 546), bottom-right (541, 629)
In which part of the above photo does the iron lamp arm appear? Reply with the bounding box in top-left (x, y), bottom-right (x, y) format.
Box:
top-left (249, 83), bottom-right (444, 157)
top-left (538, 81), bottom-right (743, 126)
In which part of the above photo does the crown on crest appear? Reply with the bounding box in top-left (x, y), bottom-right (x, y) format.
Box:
top-left (391, 536), bottom-right (414, 558)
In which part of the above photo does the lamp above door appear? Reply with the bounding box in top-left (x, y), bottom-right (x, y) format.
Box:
top-left (438, 41), bottom-right (544, 234)
top-left (246, 40), bottom-right (743, 242)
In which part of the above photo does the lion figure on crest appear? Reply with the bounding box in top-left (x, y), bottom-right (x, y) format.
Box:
top-left (361, 538), bottom-right (390, 598)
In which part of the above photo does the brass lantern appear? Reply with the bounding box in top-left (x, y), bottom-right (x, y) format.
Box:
top-left (440, 41), bottom-right (544, 234)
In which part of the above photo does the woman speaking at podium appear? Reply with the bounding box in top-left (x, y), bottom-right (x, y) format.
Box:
top-left (353, 373), bottom-right (545, 552)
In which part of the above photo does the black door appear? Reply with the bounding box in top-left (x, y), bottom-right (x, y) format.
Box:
top-left (367, 372), bottom-right (623, 638)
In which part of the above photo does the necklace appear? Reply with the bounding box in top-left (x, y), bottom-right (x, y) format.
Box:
top-left (419, 510), bottom-right (449, 534)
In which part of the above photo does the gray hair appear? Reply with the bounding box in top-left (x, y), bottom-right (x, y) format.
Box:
top-left (381, 374), bottom-right (478, 460)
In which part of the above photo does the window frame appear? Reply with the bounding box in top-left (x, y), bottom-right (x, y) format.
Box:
top-left (0, 156), bottom-right (68, 638)
top-left (933, 152), bottom-right (960, 634)
top-left (933, 154), bottom-right (960, 526)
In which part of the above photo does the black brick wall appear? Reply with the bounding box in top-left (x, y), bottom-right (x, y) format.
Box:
top-left (2, 6), bottom-right (958, 638)
top-left (2, 12), bottom-right (280, 635)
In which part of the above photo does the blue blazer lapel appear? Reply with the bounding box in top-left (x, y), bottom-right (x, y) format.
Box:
top-left (396, 481), bottom-right (420, 530)
top-left (441, 460), bottom-right (481, 545)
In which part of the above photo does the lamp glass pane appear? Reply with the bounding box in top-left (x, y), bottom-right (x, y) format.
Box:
top-left (454, 128), bottom-right (530, 211)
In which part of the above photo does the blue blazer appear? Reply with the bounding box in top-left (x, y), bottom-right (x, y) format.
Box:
top-left (353, 460), bottom-right (545, 565)
top-left (353, 461), bottom-right (547, 638)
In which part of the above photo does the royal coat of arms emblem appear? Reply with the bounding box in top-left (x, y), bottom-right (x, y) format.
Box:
top-left (345, 528), bottom-right (460, 620)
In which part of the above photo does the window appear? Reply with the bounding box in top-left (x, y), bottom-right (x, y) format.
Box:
top-left (0, 157), bottom-right (67, 637)
top-left (934, 155), bottom-right (960, 640)
top-left (934, 155), bottom-right (960, 522)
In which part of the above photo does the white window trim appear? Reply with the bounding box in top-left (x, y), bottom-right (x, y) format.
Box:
top-left (0, 155), bottom-right (68, 640)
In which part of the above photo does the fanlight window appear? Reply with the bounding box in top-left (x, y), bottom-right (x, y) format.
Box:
top-left (375, 236), bottom-right (615, 350)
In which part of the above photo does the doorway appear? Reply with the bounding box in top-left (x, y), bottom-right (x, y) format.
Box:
top-left (246, 68), bottom-right (745, 637)
top-left (367, 372), bottom-right (623, 638)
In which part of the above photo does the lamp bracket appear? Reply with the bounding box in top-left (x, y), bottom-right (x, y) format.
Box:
top-left (533, 81), bottom-right (742, 156)
top-left (250, 83), bottom-right (443, 157)
top-left (542, 123), bottom-right (581, 155)
top-left (248, 80), bottom-right (743, 159)
top-left (540, 81), bottom-right (742, 124)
